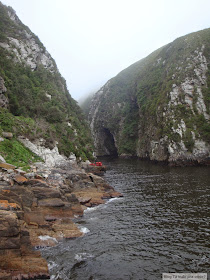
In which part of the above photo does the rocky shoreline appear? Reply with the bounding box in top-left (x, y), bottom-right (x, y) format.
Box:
top-left (0, 160), bottom-right (122, 280)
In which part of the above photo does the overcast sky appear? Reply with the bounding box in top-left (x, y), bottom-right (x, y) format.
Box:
top-left (1, 0), bottom-right (210, 101)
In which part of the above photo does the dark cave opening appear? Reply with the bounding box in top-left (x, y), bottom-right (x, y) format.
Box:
top-left (103, 128), bottom-right (118, 156)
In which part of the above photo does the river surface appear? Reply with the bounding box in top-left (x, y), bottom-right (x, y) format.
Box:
top-left (42, 158), bottom-right (210, 280)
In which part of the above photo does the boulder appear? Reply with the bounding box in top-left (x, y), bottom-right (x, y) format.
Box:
top-left (38, 198), bottom-right (65, 207)
top-left (73, 188), bottom-right (105, 207)
top-left (14, 169), bottom-right (26, 176)
top-left (52, 220), bottom-right (83, 239)
top-left (0, 94), bottom-right (9, 108)
top-left (31, 187), bottom-right (61, 200)
top-left (0, 210), bottom-right (19, 237)
top-left (2, 132), bottom-right (13, 139)
top-left (0, 155), bottom-right (6, 163)
top-left (14, 175), bottom-right (28, 184)
top-left (0, 236), bottom-right (20, 249)
top-left (0, 190), bottom-right (23, 208)
top-left (65, 193), bottom-right (79, 203)
top-left (0, 163), bottom-right (16, 170)
top-left (77, 196), bottom-right (91, 204)
top-left (6, 186), bottom-right (35, 212)
top-left (0, 271), bottom-right (11, 280)
top-left (88, 173), bottom-right (106, 186)
top-left (0, 77), bottom-right (7, 94)
top-left (24, 212), bottom-right (45, 226)
top-left (110, 191), bottom-right (124, 198)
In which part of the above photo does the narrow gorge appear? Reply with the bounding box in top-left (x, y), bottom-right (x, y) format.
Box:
top-left (0, 1), bottom-right (210, 279)
top-left (88, 28), bottom-right (210, 166)
top-left (0, 3), bottom-right (121, 278)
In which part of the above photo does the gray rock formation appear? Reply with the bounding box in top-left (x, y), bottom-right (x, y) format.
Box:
top-left (0, 9), bottom-right (56, 72)
top-left (0, 76), bottom-right (8, 108)
top-left (88, 29), bottom-right (210, 165)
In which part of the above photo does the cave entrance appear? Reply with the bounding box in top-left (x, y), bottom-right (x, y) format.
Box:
top-left (102, 128), bottom-right (118, 156)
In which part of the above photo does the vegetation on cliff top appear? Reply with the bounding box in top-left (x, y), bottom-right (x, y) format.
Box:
top-left (0, 2), bottom-right (94, 165)
top-left (86, 28), bottom-right (210, 157)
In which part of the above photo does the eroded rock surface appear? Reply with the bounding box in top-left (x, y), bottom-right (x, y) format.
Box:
top-left (88, 29), bottom-right (210, 166)
top-left (0, 77), bottom-right (8, 109)
top-left (0, 159), bottom-right (122, 279)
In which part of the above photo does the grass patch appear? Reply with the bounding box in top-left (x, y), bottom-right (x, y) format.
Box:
top-left (0, 138), bottom-right (41, 171)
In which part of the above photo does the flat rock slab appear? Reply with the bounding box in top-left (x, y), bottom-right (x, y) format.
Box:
top-left (38, 198), bottom-right (65, 207)
top-left (31, 187), bottom-right (61, 200)
top-left (26, 179), bottom-right (49, 188)
top-left (77, 196), bottom-right (91, 204)
top-left (110, 191), bottom-right (123, 198)
top-left (52, 221), bottom-right (83, 238)
top-left (0, 163), bottom-right (16, 170)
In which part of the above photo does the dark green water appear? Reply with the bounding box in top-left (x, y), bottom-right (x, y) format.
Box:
top-left (42, 158), bottom-right (210, 280)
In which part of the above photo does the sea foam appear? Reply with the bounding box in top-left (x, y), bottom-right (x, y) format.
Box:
top-left (38, 235), bottom-right (58, 243)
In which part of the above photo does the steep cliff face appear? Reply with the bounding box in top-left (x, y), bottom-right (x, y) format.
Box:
top-left (89, 28), bottom-right (210, 165)
top-left (0, 5), bottom-right (55, 72)
top-left (0, 2), bottom-right (94, 164)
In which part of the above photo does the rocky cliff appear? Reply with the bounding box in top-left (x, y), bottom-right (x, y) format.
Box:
top-left (0, 3), bottom-right (123, 279)
top-left (88, 28), bottom-right (210, 165)
top-left (0, 2), bottom-right (94, 164)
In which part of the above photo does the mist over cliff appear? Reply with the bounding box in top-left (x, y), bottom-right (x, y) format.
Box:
top-left (87, 28), bottom-right (210, 165)
top-left (0, 2), bottom-right (94, 166)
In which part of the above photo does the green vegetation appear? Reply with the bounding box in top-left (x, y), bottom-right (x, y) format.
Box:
top-left (0, 139), bottom-right (41, 171)
top-left (183, 129), bottom-right (195, 152)
top-left (0, 2), bottom-right (94, 163)
top-left (84, 28), bottom-right (210, 158)
top-left (0, 108), bottom-right (36, 136)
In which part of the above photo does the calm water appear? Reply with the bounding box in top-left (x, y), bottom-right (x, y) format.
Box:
top-left (42, 158), bottom-right (210, 280)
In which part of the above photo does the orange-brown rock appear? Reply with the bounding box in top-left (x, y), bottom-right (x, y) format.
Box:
top-left (73, 188), bottom-right (106, 207)
top-left (14, 175), bottom-right (28, 185)
top-left (28, 219), bottom-right (83, 248)
top-left (0, 163), bottom-right (16, 170)
top-left (0, 159), bottom-right (122, 278)
top-left (24, 212), bottom-right (46, 226)
top-left (110, 191), bottom-right (123, 198)
top-left (28, 228), bottom-right (58, 247)
top-left (25, 179), bottom-right (48, 188)
top-left (77, 196), bottom-right (91, 204)
top-left (34, 174), bottom-right (44, 180)
top-left (52, 219), bottom-right (83, 239)
top-left (0, 200), bottom-right (21, 211)
top-left (0, 211), bottom-right (19, 238)
top-left (2, 255), bottom-right (49, 279)
top-left (38, 198), bottom-right (65, 207)
top-left (0, 210), bottom-right (49, 279)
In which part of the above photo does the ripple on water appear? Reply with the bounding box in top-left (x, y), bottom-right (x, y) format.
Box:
top-left (42, 158), bottom-right (210, 280)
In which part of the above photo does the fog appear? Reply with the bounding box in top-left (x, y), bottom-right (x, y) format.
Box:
top-left (2, 0), bottom-right (210, 101)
